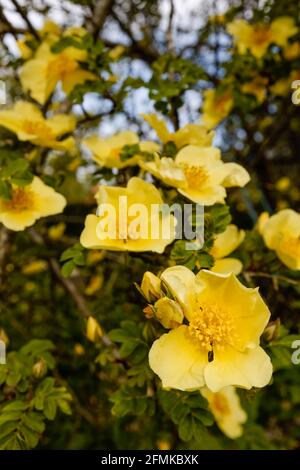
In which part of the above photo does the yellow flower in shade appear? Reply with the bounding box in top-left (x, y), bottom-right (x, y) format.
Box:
top-left (83, 131), bottom-right (159, 169)
top-left (20, 41), bottom-right (96, 105)
top-left (80, 177), bottom-right (176, 253)
top-left (270, 70), bottom-right (300, 97)
top-left (202, 88), bottom-right (234, 128)
top-left (242, 76), bottom-right (268, 103)
top-left (227, 17), bottom-right (298, 58)
top-left (149, 266), bottom-right (272, 392)
top-left (142, 114), bottom-right (214, 148)
top-left (86, 316), bottom-right (103, 342)
top-left (210, 224), bottom-right (245, 275)
top-left (200, 386), bottom-right (247, 439)
top-left (0, 102), bottom-right (75, 151)
top-left (256, 212), bottom-right (270, 235)
top-left (260, 209), bottom-right (300, 270)
top-left (0, 176), bottom-right (66, 231)
top-left (284, 42), bottom-right (300, 61)
top-left (141, 146), bottom-right (249, 205)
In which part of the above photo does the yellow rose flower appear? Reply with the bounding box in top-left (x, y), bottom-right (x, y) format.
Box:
top-left (283, 41), bottom-right (300, 61)
top-left (270, 70), bottom-right (300, 96)
top-left (242, 76), bottom-right (268, 103)
top-left (210, 224), bottom-right (245, 275)
top-left (20, 41), bottom-right (96, 105)
top-left (260, 209), bottom-right (300, 270)
top-left (83, 131), bottom-right (159, 169)
top-left (141, 146), bottom-right (250, 205)
top-left (80, 177), bottom-right (176, 253)
top-left (202, 88), bottom-right (234, 128)
top-left (227, 17), bottom-right (298, 58)
top-left (142, 114), bottom-right (214, 148)
top-left (149, 266), bottom-right (272, 392)
top-left (0, 176), bottom-right (66, 231)
top-left (22, 259), bottom-right (48, 274)
top-left (200, 386), bottom-right (247, 439)
top-left (0, 101), bottom-right (76, 151)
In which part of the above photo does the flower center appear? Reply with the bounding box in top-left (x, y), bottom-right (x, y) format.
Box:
top-left (109, 147), bottom-right (123, 161)
top-left (215, 93), bottom-right (232, 113)
top-left (252, 26), bottom-right (272, 46)
top-left (279, 235), bottom-right (300, 259)
top-left (48, 54), bottom-right (78, 79)
top-left (181, 164), bottom-right (208, 189)
top-left (4, 188), bottom-right (34, 212)
top-left (211, 393), bottom-right (231, 416)
top-left (188, 301), bottom-right (236, 353)
top-left (22, 120), bottom-right (54, 140)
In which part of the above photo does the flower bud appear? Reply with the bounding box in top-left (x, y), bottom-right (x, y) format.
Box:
top-left (86, 316), bottom-right (103, 342)
top-left (140, 272), bottom-right (162, 302)
top-left (32, 358), bottom-right (47, 378)
top-left (154, 297), bottom-right (184, 329)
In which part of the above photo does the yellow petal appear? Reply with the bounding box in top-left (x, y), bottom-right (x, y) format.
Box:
top-left (62, 69), bottom-right (96, 94)
top-left (46, 114), bottom-right (76, 136)
top-left (154, 297), bottom-right (184, 329)
top-left (30, 177), bottom-right (67, 217)
top-left (201, 386), bottom-right (247, 439)
top-left (149, 325), bottom-right (207, 390)
top-left (142, 114), bottom-right (171, 143)
top-left (160, 266), bottom-right (196, 319)
top-left (173, 123), bottom-right (214, 148)
top-left (204, 345), bottom-right (273, 392)
top-left (211, 257), bottom-right (243, 275)
top-left (222, 163), bottom-right (250, 187)
top-left (0, 210), bottom-right (39, 231)
top-left (178, 185), bottom-right (226, 206)
top-left (19, 43), bottom-right (59, 104)
top-left (195, 270), bottom-right (271, 349)
top-left (211, 224), bottom-right (245, 258)
top-left (270, 17), bottom-right (298, 47)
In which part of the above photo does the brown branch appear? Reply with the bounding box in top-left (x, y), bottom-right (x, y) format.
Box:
top-left (90, 0), bottom-right (115, 40)
top-left (244, 271), bottom-right (299, 289)
top-left (27, 229), bottom-right (119, 355)
top-left (10, 0), bottom-right (39, 39)
top-left (111, 8), bottom-right (158, 63)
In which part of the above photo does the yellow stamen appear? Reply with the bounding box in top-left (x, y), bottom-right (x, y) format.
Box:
top-left (4, 188), bottom-right (34, 212)
top-left (181, 164), bottom-right (208, 189)
top-left (22, 120), bottom-right (53, 140)
top-left (188, 301), bottom-right (236, 352)
top-left (48, 54), bottom-right (78, 79)
top-left (252, 26), bottom-right (272, 46)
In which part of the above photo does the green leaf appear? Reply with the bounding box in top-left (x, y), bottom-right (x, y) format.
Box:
top-left (0, 180), bottom-right (12, 200)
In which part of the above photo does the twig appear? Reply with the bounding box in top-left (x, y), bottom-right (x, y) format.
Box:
top-left (166, 0), bottom-right (175, 54)
top-left (10, 0), bottom-right (39, 39)
top-left (90, 0), bottom-right (115, 40)
top-left (244, 271), bottom-right (299, 287)
top-left (28, 229), bottom-right (119, 355)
